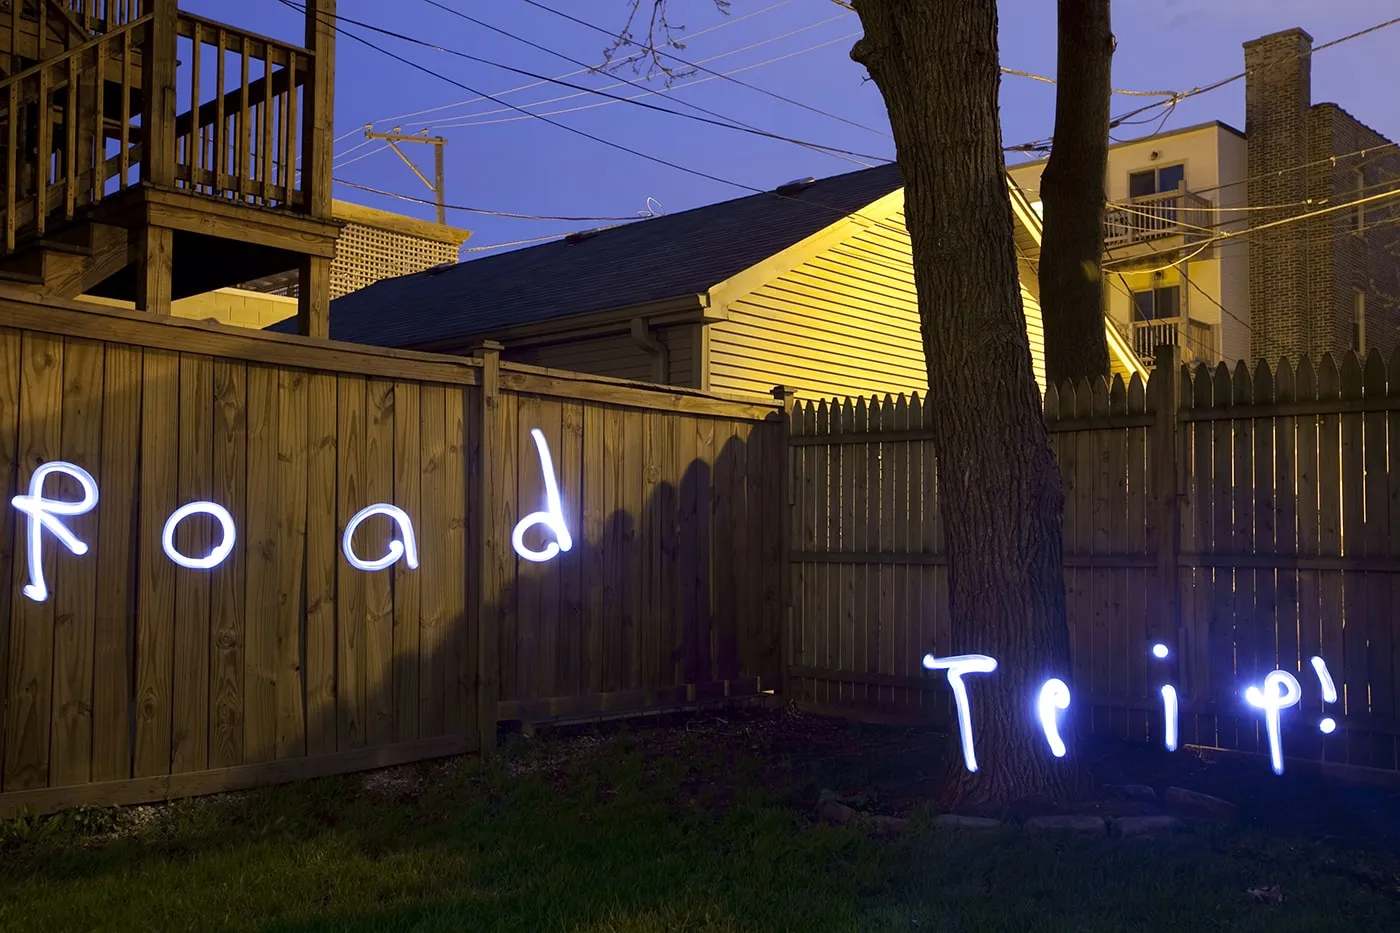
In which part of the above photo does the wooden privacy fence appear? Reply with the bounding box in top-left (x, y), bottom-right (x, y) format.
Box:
top-left (787, 347), bottom-right (1400, 772)
top-left (0, 295), bottom-right (782, 816)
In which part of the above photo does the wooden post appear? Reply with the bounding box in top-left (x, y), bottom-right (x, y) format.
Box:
top-left (140, 0), bottom-right (177, 188)
top-left (473, 340), bottom-right (503, 755)
top-left (299, 0), bottom-right (337, 336)
top-left (433, 139), bottom-right (445, 226)
top-left (1150, 344), bottom-right (1182, 671)
top-left (297, 255), bottom-right (331, 338)
top-left (134, 225), bottom-right (173, 315)
top-left (771, 385), bottom-right (797, 698)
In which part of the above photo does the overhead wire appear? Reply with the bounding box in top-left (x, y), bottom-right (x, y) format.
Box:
top-left (339, 0), bottom-right (799, 143)
top-left (333, 178), bottom-right (649, 221)
top-left (516, 0), bottom-right (889, 138)
top-left (408, 15), bottom-right (850, 127)
top-left (431, 34), bottom-right (863, 130)
top-left (411, 0), bottom-right (877, 167)
top-left (277, 0), bottom-right (891, 165)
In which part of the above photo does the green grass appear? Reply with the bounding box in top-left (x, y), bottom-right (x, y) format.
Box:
top-left (1, 716), bottom-right (1397, 933)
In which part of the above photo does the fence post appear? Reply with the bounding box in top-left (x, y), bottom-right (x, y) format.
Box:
top-left (473, 340), bottom-right (504, 755)
top-left (1150, 344), bottom-right (1183, 666)
top-left (771, 385), bottom-right (797, 698)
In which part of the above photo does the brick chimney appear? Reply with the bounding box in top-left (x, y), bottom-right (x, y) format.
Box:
top-left (1244, 28), bottom-right (1314, 361)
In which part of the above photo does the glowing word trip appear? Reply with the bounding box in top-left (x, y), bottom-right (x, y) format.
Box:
top-left (923, 643), bottom-right (1343, 777)
top-left (9, 429), bottom-right (571, 604)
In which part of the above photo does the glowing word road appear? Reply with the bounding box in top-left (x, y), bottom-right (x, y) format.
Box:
top-left (9, 430), bottom-right (572, 603)
top-left (923, 643), bottom-right (1345, 777)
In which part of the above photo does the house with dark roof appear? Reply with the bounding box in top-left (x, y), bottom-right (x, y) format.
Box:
top-left (274, 164), bottom-right (1144, 399)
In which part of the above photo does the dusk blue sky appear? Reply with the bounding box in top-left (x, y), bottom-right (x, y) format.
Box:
top-left (187, 0), bottom-right (1400, 254)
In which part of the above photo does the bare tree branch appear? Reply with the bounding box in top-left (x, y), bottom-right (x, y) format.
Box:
top-left (607, 0), bottom-right (730, 85)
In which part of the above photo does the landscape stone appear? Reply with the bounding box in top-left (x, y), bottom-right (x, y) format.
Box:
top-left (1113, 815), bottom-right (1183, 837)
top-left (867, 814), bottom-right (910, 834)
top-left (817, 798), bottom-right (857, 826)
top-left (932, 814), bottom-right (1003, 830)
top-left (1105, 784), bottom-right (1157, 802)
top-left (1025, 814), bottom-right (1106, 835)
top-left (1164, 787), bottom-right (1239, 823)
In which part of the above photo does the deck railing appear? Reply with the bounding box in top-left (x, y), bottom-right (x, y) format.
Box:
top-left (1105, 188), bottom-right (1213, 249)
top-left (173, 13), bottom-right (310, 209)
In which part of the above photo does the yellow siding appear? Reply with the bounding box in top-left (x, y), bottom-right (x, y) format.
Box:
top-left (502, 325), bottom-right (695, 386)
top-left (710, 209), bottom-right (1050, 400)
top-left (80, 288), bottom-right (297, 329)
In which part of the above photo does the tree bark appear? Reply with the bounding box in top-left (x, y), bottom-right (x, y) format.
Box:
top-left (851, 0), bottom-right (1077, 809)
top-left (1038, 0), bottom-right (1113, 386)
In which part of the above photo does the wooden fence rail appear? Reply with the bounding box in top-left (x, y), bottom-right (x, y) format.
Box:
top-left (787, 346), bottom-right (1400, 772)
top-left (0, 295), bottom-right (784, 816)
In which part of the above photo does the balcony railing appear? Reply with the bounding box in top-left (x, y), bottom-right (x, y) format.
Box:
top-left (1131, 317), bottom-right (1216, 366)
top-left (1105, 188), bottom-right (1213, 249)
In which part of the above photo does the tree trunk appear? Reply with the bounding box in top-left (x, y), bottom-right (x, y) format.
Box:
top-left (852, 0), bottom-right (1077, 809)
top-left (1038, 0), bottom-right (1113, 386)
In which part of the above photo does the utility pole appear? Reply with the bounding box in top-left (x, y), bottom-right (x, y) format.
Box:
top-left (363, 126), bottom-right (448, 224)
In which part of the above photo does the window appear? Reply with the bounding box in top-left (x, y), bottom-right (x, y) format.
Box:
top-left (1131, 286), bottom-right (1181, 322)
top-left (1353, 291), bottom-right (1366, 352)
top-left (1128, 163), bottom-right (1186, 199)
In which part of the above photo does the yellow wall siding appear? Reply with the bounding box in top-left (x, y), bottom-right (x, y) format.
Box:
top-left (502, 325), bottom-right (694, 386)
top-left (81, 288), bottom-right (297, 329)
top-left (710, 208), bottom-right (1051, 401)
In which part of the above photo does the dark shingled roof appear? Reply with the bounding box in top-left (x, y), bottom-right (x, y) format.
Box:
top-left (270, 163), bottom-right (903, 348)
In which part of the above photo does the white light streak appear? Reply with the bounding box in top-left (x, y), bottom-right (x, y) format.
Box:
top-left (342, 504), bottom-right (420, 571)
top-left (1245, 670), bottom-right (1302, 775)
top-left (1161, 684), bottom-right (1179, 752)
top-left (1037, 678), bottom-right (1070, 758)
top-left (512, 428), bottom-right (573, 563)
top-left (1152, 643), bottom-right (1169, 659)
top-left (161, 501), bottom-right (237, 569)
top-left (922, 653), bottom-right (998, 773)
top-left (1310, 656), bottom-right (1338, 703)
top-left (11, 461), bottom-right (99, 602)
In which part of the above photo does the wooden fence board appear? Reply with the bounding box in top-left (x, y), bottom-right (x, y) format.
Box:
top-left (275, 368), bottom-right (308, 760)
top-left (1339, 354), bottom-right (1367, 766)
top-left (416, 384), bottom-right (446, 730)
top-left (442, 386), bottom-right (469, 733)
top-left (91, 343), bottom-right (140, 782)
top-left (391, 382), bottom-right (421, 744)
top-left (712, 418), bottom-right (738, 683)
top-left (1317, 357), bottom-right (1345, 762)
top-left (691, 416), bottom-right (715, 685)
top-left (600, 406), bottom-right (626, 691)
top-left (134, 347), bottom-right (178, 779)
top-left (620, 407), bottom-right (643, 690)
top-left (242, 363), bottom-right (279, 765)
top-left (303, 371), bottom-right (336, 757)
top-left (812, 402), bottom-right (830, 704)
top-left (0, 329), bottom-right (19, 789)
top-left (850, 398), bottom-right (869, 708)
top-left (51, 338), bottom-right (103, 786)
top-left (362, 380), bottom-right (394, 747)
top-left (1295, 360), bottom-right (1323, 741)
top-left (1126, 375), bottom-right (1149, 742)
top-left (5, 334), bottom-right (64, 790)
top-left (335, 374), bottom-right (366, 749)
top-left (582, 404), bottom-right (605, 694)
top-left (1362, 352), bottom-right (1393, 768)
top-left (171, 352), bottom-right (212, 775)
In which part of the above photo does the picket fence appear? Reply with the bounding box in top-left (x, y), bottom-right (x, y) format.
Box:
top-left (787, 346), bottom-right (1400, 772)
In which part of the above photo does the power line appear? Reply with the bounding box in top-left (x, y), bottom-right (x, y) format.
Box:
top-left (278, 0), bottom-right (891, 166)
top-left (333, 0), bottom-right (799, 150)
top-left (1007, 14), bottom-right (1400, 155)
top-left (430, 34), bottom-right (863, 130)
top-left (517, 0), bottom-right (890, 138)
top-left (333, 178), bottom-right (647, 221)
top-left (411, 0), bottom-right (877, 167)
top-left (404, 14), bottom-right (850, 128)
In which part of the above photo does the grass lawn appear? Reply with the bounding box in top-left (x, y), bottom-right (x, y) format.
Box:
top-left (1, 706), bottom-right (1398, 932)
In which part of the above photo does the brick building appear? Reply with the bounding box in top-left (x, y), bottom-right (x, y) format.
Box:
top-left (1245, 28), bottom-right (1400, 362)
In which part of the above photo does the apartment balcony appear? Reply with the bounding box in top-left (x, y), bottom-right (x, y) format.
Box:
top-left (1130, 317), bottom-right (1217, 368)
top-left (1104, 189), bottom-right (1214, 264)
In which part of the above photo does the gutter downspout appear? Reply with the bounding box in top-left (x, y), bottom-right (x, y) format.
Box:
top-left (630, 317), bottom-right (669, 384)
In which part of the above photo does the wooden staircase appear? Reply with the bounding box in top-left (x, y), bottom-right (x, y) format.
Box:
top-left (0, 0), bottom-right (339, 332)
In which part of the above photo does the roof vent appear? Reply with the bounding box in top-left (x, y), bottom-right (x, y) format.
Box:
top-left (774, 176), bottom-right (816, 196)
top-left (425, 261), bottom-right (455, 276)
top-left (565, 228), bottom-right (603, 244)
